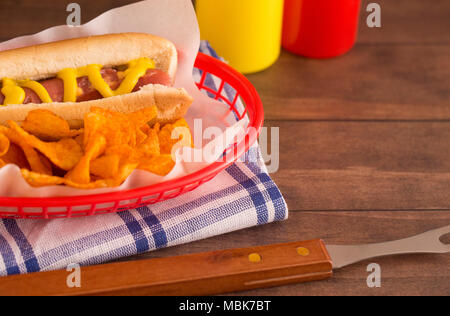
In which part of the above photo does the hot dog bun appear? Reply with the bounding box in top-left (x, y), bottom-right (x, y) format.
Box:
top-left (0, 84), bottom-right (193, 129)
top-left (0, 33), bottom-right (193, 128)
top-left (0, 33), bottom-right (178, 81)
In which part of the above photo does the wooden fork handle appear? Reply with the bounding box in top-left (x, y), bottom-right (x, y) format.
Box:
top-left (0, 239), bottom-right (333, 296)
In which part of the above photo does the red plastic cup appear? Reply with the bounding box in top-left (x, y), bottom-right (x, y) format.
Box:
top-left (282, 0), bottom-right (361, 58)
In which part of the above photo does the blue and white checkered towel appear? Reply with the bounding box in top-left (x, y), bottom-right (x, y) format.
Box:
top-left (0, 42), bottom-right (288, 276)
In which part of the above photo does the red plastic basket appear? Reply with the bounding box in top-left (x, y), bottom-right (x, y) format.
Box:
top-left (0, 53), bottom-right (264, 219)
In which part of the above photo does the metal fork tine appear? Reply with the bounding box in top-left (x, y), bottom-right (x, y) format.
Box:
top-left (328, 225), bottom-right (450, 268)
top-left (433, 225), bottom-right (450, 250)
top-left (433, 225), bottom-right (450, 235)
top-left (419, 225), bottom-right (450, 252)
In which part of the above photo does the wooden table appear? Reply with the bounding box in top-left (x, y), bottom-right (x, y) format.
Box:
top-left (0, 0), bottom-right (449, 296)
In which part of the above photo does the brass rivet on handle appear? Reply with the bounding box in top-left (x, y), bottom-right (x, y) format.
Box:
top-left (297, 247), bottom-right (310, 257)
top-left (248, 253), bottom-right (262, 263)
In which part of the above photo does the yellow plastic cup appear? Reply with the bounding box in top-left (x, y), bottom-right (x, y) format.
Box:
top-left (196, 0), bottom-right (284, 74)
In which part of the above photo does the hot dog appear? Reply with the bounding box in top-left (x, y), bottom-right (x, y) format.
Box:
top-left (0, 33), bottom-right (193, 128)
top-left (0, 68), bottom-right (172, 104)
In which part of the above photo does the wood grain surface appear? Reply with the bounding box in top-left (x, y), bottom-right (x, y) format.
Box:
top-left (266, 121), bottom-right (450, 211)
top-left (0, 0), bottom-right (449, 296)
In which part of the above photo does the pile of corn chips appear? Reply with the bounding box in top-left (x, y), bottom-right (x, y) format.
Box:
top-left (0, 106), bottom-right (192, 189)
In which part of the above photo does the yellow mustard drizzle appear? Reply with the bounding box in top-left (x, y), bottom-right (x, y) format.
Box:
top-left (1, 79), bottom-right (25, 106)
top-left (57, 68), bottom-right (78, 103)
top-left (19, 80), bottom-right (53, 103)
top-left (1, 57), bottom-right (155, 105)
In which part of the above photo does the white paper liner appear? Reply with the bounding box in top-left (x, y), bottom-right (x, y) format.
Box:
top-left (0, 0), bottom-right (244, 198)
